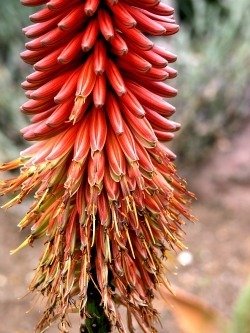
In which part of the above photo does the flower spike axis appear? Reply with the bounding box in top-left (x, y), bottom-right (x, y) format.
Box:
top-left (0, 0), bottom-right (195, 332)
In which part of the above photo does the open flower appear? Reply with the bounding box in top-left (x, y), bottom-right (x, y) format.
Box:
top-left (0, 1), bottom-right (195, 332)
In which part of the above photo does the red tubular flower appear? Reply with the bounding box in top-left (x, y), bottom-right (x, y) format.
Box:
top-left (0, 1), bottom-right (195, 332)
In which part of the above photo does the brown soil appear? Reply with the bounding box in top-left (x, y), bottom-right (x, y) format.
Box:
top-left (0, 124), bottom-right (250, 333)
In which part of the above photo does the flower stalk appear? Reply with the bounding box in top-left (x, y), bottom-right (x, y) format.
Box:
top-left (0, 1), bottom-right (195, 332)
top-left (82, 279), bottom-right (112, 333)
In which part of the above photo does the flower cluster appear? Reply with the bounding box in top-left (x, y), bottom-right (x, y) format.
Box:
top-left (0, 0), bottom-right (195, 332)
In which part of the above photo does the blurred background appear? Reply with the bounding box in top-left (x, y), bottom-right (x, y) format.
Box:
top-left (0, 0), bottom-right (250, 332)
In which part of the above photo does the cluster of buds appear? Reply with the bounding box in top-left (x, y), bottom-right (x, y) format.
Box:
top-left (0, 0), bottom-right (195, 332)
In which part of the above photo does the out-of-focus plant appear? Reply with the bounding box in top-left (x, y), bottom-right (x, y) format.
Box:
top-left (230, 282), bottom-right (250, 333)
top-left (0, 1), bottom-right (31, 58)
top-left (172, 0), bottom-right (250, 165)
top-left (162, 286), bottom-right (227, 333)
top-left (162, 281), bottom-right (250, 333)
top-left (176, 0), bottom-right (228, 35)
top-left (0, 66), bottom-right (27, 159)
top-left (0, 1), bottom-right (31, 158)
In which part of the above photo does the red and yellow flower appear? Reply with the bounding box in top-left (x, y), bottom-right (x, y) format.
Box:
top-left (0, 1), bottom-right (195, 332)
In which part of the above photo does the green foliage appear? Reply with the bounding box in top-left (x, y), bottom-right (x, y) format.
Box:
top-left (176, 0), bottom-right (228, 33)
top-left (172, 0), bottom-right (250, 165)
top-left (0, 1), bottom-right (31, 158)
top-left (0, 1), bottom-right (31, 59)
top-left (0, 66), bottom-right (27, 158)
top-left (230, 282), bottom-right (250, 333)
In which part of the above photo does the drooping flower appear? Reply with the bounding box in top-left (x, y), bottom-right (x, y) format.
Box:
top-left (0, 1), bottom-right (195, 332)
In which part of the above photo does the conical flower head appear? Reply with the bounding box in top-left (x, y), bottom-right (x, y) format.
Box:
top-left (0, 1), bottom-right (195, 332)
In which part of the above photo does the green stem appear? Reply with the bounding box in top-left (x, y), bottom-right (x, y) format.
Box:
top-left (80, 279), bottom-right (112, 333)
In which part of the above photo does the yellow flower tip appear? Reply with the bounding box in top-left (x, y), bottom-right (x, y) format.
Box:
top-left (10, 236), bottom-right (33, 255)
top-left (0, 158), bottom-right (21, 172)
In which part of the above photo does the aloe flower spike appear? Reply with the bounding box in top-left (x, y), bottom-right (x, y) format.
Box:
top-left (0, 1), bottom-right (195, 332)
